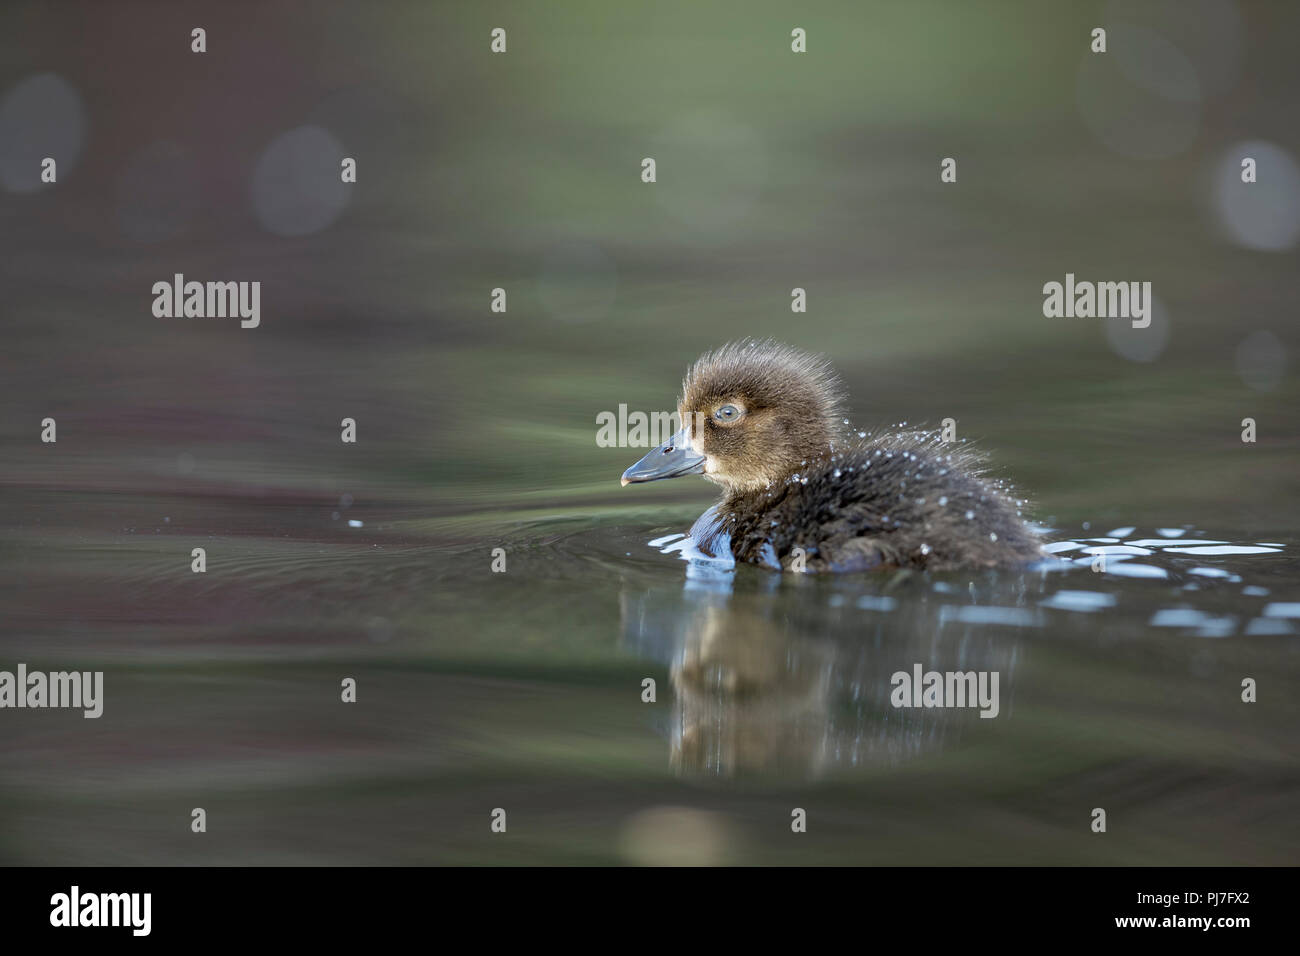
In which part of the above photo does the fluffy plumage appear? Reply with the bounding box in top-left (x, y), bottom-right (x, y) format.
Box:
top-left (679, 340), bottom-right (844, 494)
top-left (667, 340), bottom-right (1043, 572)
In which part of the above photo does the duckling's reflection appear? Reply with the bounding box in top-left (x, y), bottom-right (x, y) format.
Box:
top-left (668, 603), bottom-right (837, 778)
top-left (621, 557), bottom-right (1028, 781)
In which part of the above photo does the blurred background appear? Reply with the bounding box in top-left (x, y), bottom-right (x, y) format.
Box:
top-left (0, 0), bottom-right (1297, 865)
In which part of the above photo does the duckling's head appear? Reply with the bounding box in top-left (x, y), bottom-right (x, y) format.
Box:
top-left (622, 340), bottom-right (844, 494)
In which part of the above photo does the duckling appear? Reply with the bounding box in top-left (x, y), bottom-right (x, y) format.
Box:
top-left (621, 339), bottom-right (1043, 572)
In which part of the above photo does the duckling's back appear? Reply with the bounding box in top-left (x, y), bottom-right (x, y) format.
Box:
top-left (719, 431), bottom-right (1042, 572)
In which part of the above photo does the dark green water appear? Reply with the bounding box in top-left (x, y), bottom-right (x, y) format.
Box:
top-left (1, 0), bottom-right (1298, 864)
top-left (2, 480), bottom-right (1297, 864)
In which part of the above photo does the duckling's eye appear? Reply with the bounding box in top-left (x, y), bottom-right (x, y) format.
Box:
top-left (714, 404), bottom-right (742, 423)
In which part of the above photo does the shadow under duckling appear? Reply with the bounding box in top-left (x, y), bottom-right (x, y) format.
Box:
top-left (621, 339), bottom-right (1044, 572)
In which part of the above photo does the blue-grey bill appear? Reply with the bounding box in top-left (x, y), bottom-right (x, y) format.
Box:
top-left (621, 427), bottom-right (706, 486)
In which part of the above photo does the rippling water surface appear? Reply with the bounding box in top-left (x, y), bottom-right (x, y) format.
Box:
top-left (2, 0), bottom-right (1299, 866)
top-left (3, 480), bottom-right (1297, 865)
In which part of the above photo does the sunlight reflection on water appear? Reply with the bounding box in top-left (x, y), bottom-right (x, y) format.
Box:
top-left (624, 523), bottom-right (1292, 780)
